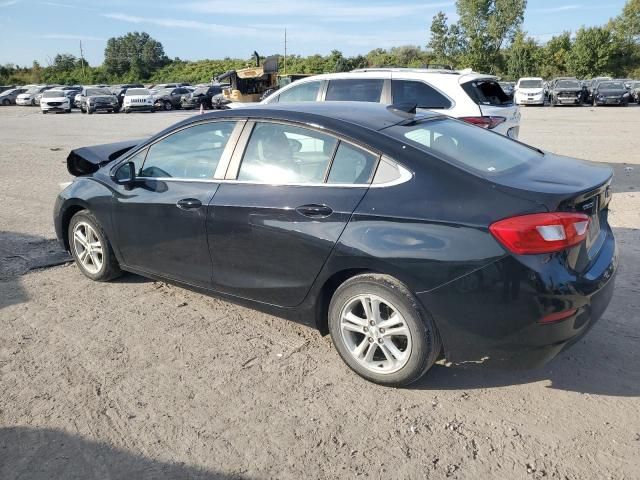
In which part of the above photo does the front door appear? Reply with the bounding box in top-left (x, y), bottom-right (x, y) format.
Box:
top-left (113, 120), bottom-right (239, 286)
top-left (208, 121), bottom-right (379, 307)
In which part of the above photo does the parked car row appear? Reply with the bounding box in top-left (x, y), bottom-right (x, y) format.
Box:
top-left (512, 76), bottom-right (640, 107)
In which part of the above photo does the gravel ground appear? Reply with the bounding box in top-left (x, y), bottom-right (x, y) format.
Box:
top-left (0, 105), bottom-right (639, 480)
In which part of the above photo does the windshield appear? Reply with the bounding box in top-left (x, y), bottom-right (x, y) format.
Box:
top-left (384, 118), bottom-right (542, 175)
top-left (0, 89), bottom-right (16, 96)
top-left (126, 88), bottom-right (149, 95)
top-left (86, 88), bottom-right (111, 96)
top-left (519, 80), bottom-right (542, 88)
top-left (42, 90), bottom-right (64, 98)
top-left (25, 87), bottom-right (41, 94)
top-left (556, 80), bottom-right (580, 89)
top-left (599, 82), bottom-right (624, 90)
top-left (156, 88), bottom-right (173, 95)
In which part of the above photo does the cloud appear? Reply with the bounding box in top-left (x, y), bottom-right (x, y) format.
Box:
top-left (0, 0), bottom-right (19, 7)
top-left (40, 33), bottom-right (105, 41)
top-left (533, 4), bottom-right (581, 13)
top-left (184, 0), bottom-right (454, 21)
top-left (102, 13), bottom-right (270, 36)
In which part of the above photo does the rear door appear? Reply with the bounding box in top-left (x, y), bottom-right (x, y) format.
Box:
top-left (207, 120), bottom-right (379, 307)
top-left (459, 76), bottom-right (521, 138)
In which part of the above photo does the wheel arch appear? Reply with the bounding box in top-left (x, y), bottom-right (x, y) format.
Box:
top-left (59, 202), bottom-right (89, 251)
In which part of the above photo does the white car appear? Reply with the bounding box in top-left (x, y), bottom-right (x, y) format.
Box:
top-left (16, 86), bottom-right (47, 106)
top-left (122, 88), bottom-right (154, 113)
top-left (40, 89), bottom-right (71, 114)
top-left (514, 77), bottom-right (545, 106)
top-left (260, 68), bottom-right (521, 138)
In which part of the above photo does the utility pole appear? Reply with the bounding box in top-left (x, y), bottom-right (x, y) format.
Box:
top-left (284, 28), bottom-right (287, 75)
top-left (79, 40), bottom-right (86, 80)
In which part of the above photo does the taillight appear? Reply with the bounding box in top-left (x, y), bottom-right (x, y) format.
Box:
top-left (459, 116), bottom-right (506, 129)
top-left (489, 212), bottom-right (590, 255)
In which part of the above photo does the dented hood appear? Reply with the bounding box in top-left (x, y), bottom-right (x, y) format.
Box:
top-left (67, 139), bottom-right (142, 176)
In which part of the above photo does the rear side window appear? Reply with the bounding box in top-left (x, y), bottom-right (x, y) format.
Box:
top-left (461, 80), bottom-right (511, 106)
top-left (325, 79), bottom-right (384, 102)
top-left (386, 118), bottom-right (542, 174)
top-left (391, 80), bottom-right (452, 109)
top-left (276, 81), bottom-right (321, 102)
top-left (327, 143), bottom-right (378, 184)
top-left (238, 122), bottom-right (337, 184)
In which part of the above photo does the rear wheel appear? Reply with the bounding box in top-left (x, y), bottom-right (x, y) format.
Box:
top-left (68, 211), bottom-right (121, 282)
top-left (328, 274), bottom-right (441, 387)
top-left (163, 101), bottom-right (173, 111)
top-left (2, 99), bottom-right (10, 106)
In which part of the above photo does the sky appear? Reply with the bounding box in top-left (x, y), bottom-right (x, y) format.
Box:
top-left (0, 0), bottom-right (629, 66)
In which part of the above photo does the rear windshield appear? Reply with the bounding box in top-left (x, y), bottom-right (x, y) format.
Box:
top-left (385, 118), bottom-right (542, 175)
top-left (518, 79), bottom-right (543, 88)
top-left (461, 79), bottom-right (511, 106)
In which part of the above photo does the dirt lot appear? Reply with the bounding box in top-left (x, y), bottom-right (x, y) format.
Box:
top-left (0, 105), bottom-right (638, 480)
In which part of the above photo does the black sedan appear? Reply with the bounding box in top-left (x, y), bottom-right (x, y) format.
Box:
top-left (181, 84), bottom-right (226, 110)
top-left (54, 102), bottom-right (617, 386)
top-left (592, 81), bottom-right (631, 106)
top-left (153, 86), bottom-right (192, 111)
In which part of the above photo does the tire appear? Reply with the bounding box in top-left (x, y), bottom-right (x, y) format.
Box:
top-left (2, 99), bottom-right (10, 106)
top-left (163, 101), bottom-right (173, 111)
top-left (87, 108), bottom-right (94, 114)
top-left (65, 109), bottom-right (71, 113)
top-left (328, 273), bottom-right (441, 387)
top-left (549, 97), bottom-right (555, 107)
top-left (31, 98), bottom-right (36, 106)
top-left (124, 108), bottom-right (130, 114)
top-left (68, 210), bottom-right (121, 282)
top-left (42, 110), bottom-right (47, 114)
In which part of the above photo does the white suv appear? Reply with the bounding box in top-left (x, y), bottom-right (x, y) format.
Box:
top-left (260, 68), bottom-right (521, 138)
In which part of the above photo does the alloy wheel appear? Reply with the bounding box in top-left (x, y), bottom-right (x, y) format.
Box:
top-left (339, 294), bottom-right (412, 374)
top-left (72, 222), bottom-right (104, 274)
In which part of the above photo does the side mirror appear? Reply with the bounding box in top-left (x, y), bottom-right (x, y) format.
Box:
top-left (113, 161), bottom-right (136, 189)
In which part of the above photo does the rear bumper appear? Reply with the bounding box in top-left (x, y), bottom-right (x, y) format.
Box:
top-left (418, 227), bottom-right (618, 368)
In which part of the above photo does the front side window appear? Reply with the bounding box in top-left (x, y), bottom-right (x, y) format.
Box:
top-left (238, 122), bottom-right (337, 184)
top-left (140, 121), bottom-right (237, 179)
top-left (386, 118), bottom-right (542, 175)
top-left (325, 79), bottom-right (384, 103)
top-left (392, 80), bottom-right (452, 109)
top-left (276, 81), bottom-right (322, 103)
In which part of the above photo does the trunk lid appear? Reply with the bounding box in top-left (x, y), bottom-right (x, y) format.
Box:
top-left (494, 153), bottom-right (613, 271)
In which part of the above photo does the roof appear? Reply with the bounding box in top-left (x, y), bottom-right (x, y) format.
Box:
top-left (195, 101), bottom-right (442, 132)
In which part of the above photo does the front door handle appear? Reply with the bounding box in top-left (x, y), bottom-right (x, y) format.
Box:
top-left (176, 198), bottom-right (202, 210)
top-left (296, 204), bottom-right (333, 218)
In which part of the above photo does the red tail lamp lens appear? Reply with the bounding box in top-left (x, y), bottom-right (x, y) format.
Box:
top-left (490, 212), bottom-right (590, 255)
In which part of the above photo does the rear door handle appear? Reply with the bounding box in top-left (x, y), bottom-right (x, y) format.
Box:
top-left (296, 204), bottom-right (333, 218)
top-left (176, 198), bottom-right (202, 210)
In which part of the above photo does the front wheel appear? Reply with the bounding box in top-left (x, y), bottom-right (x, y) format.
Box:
top-left (328, 274), bottom-right (441, 387)
top-left (68, 211), bottom-right (121, 282)
top-left (163, 101), bottom-right (173, 111)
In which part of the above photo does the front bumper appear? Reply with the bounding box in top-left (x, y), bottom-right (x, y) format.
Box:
top-left (418, 227), bottom-right (618, 368)
top-left (124, 103), bottom-right (154, 111)
top-left (41, 103), bottom-right (70, 111)
top-left (595, 97), bottom-right (626, 105)
top-left (516, 96), bottom-right (544, 105)
top-left (88, 102), bottom-right (118, 111)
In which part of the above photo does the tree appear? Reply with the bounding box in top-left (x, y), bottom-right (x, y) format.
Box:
top-left (568, 27), bottom-right (615, 78)
top-left (539, 32), bottom-right (572, 78)
top-left (455, 0), bottom-right (527, 72)
top-left (104, 32), bottom-right (168, 79)
top-left (505, 30), bottom-right (540, 79)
